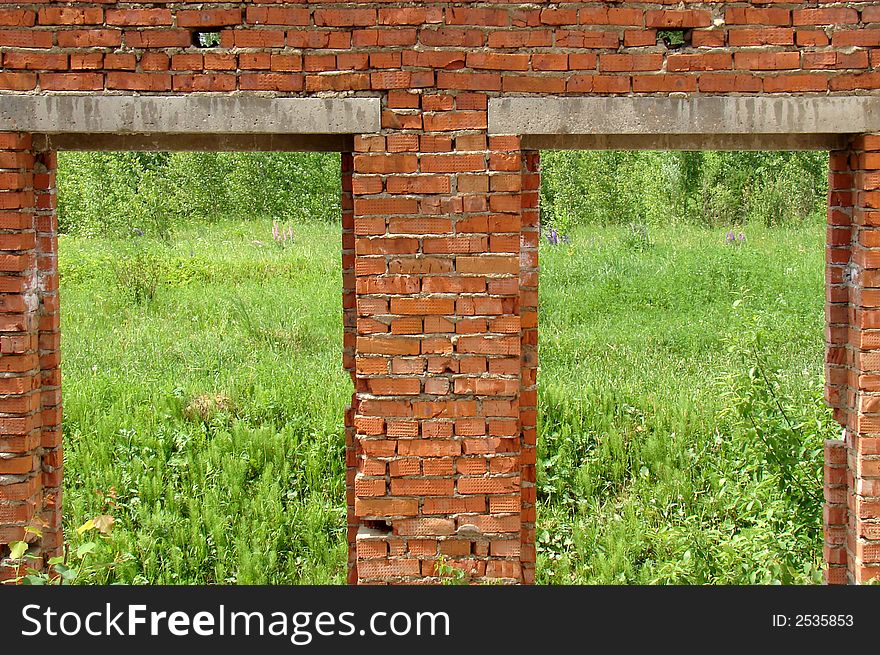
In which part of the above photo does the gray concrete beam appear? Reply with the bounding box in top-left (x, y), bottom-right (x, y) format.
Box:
top-left (0, 94), bottom-right (380, 135)
top-left (521, 133), bottom-right (848, 151)
top-left (490, 96), bottom-right (880, 146)
top-left (34, 133), bottom-right (352, 152)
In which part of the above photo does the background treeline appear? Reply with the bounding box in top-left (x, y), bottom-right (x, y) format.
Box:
top-left (57, 150), bottom-right (828, 238)
top-left (58, 151), bottom-right (342, 238)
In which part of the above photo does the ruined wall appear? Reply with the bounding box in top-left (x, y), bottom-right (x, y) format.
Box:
top-left (1, 1), bottom-right (879, 584)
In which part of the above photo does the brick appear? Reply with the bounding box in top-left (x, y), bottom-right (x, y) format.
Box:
top-left (728, 29), bottom-right (794, 47)
top-left (0, 10), bottom-right (34, 27)
top-left (246, 8), bottom-right (310, 26)
top-left (734, 51), bottom-right (801, 71)
top-left (4, 0), bottom-right (878, 588)
top-left (105, 9), bottom-right (171, 26)
top-left (502, 75), bottom-right (565, 94)
top-left (123, 29), bottom-right (188, 48)
top-left (4, 52), bottom-right (66, 70)
top-left (793, 8), bottom-right (859, 26)
top-left (177, 9), bottom-right (242, 28)
top-left (725, 8), bottom-right (791, 26)
top-left (0, 72), bottom-right (36, 91)
top-left (645, 10), bottom-right (712, 29)
top-left (314, 9), bottom-right (376, 28)
top-left (667, 53), bottom-right (732, 72)
top-left (39, 72), bottom-right (102, 91)
top-left (0, 30), bottom-right (53, 48)
top-left (106, 72), bottom-right (170, 92)
top-left (466, 52), bottom-right (529, 72)
top-left (390, 479), bottom-right (454, 496)
top-left (355, 498), bottom-right (419, 517)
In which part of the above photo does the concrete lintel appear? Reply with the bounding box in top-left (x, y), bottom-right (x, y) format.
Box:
top-left (489, 96), bottom-right (880, 139)
top-left (34, 133), bottom-right (353, 152)
top-left (0, 94), bottom-right (380, 135)
top-left (522, 133), bottom-right (848, 151)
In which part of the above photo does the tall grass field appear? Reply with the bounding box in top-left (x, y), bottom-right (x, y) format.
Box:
top-left (54, 207), bottom-right (832, 584)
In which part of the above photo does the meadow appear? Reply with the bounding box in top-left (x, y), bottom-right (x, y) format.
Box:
top-left (0, 148), bottom-right (830, 584)
top-left (55, 211), bottom-right (833, 584)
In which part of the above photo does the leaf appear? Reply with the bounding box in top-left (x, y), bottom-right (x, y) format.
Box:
top-left (93, 515), bottom-right (115, 535)
top-left (76, 519), bottom-right (95, 535)
top-left (9, 541), bottom-right (28, 560)
top-left (76, 542), bottom-right (97, 558)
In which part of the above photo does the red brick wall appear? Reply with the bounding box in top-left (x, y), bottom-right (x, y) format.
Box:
top-left (0, 134), bottom-right (57, 582)
top-left (2, 1), bottom-right (880, 584)
top-left (826, 134), bottom-right (880, 584)
top-left (0, 3), bottom-right (879, 94)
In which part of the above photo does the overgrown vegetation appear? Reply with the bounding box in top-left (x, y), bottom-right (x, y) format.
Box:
top-left (6, 151), bottom-right (830, 584)
top-left (57, 151), bottom-right (341, 238)
top-left (540, 151), bottom-right (827, 234)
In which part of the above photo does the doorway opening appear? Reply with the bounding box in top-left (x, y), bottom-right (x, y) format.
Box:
top-left (535, 149), bottom-right (834, 584)
top-left (56, 149), bottom-right (352, 584)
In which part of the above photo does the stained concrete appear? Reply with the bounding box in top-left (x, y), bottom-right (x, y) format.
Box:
top-left (520, 133), bottom-right (849, 151)
top-left (0, 95), bottom-right (380, 135)
top-left (490, 96), bottom-right (880, 149)
top-left (34, 133), bottom-right (352, 152)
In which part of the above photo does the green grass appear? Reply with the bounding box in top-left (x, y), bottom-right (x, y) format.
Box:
top-left (60, 221), bottom-right (350, 584)
top-left (57, 219), bottom-right (834, 584)
top-left (537, 223), bottom-right (831, 584)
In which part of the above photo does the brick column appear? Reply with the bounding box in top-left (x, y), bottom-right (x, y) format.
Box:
top-left (351, 91), bottom-right (525, 583)
top-left (824, 143), bottom-right (853, 584)
top-left (0, 134), bottom-right (55, 581)
top-left (826, 134), bottom-right (880, 584)
top-left (341, 151), bottom-right (358, 584)
top-left (519, 148), bottom-right (539, 584)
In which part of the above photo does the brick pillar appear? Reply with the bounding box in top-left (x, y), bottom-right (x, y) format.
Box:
top-left (519, 148), bottom-right (539, 584)
top-left (351, 92), bottom-right (525, 584)
top-left (824, 143), bottom-right (854, 584)
top-left (341, 151), bottom-right (358, 584)
top-left (826, 134), bottom-right (880, 584)
top-left (0, 133), bottom-right (55, 581)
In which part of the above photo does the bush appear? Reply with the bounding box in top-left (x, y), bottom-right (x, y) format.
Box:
top-left (539, 150), bottom-right (828, 231)
top-left (58, 152), bottom-right (341, 238)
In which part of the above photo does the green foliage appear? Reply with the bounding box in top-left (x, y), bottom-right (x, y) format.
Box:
top-left (619, 223), bottom-right (653, 252)
top-left (112, 245), bottom-right (164, 304)
top-left (58, 152), bottom-right (341, 239)
top-left (435, 556), bottom-right (471, 585)
top-left (4, 515), bottom-right (128, 585)
top-left (539, 151), bottom-right (827, 231)
top-left (657, 29), bottom-right (686, 47)
top-left (51, 152), bottom-right (830, 585)
top-left (536, 223), bottom-right (827, 584)
top-left (59, 220), bottom-right (349, 584)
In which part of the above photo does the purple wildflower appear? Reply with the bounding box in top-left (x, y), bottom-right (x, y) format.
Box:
top-left (272, 220), bottom-right (294, 246)
top-left (725, 230), bottom-right (746, 246)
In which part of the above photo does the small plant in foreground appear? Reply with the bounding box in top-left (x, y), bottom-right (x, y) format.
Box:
top-left (435, 556), bottom-right (471, 585)
top-left (3, 515), bottom-right (122, 585)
